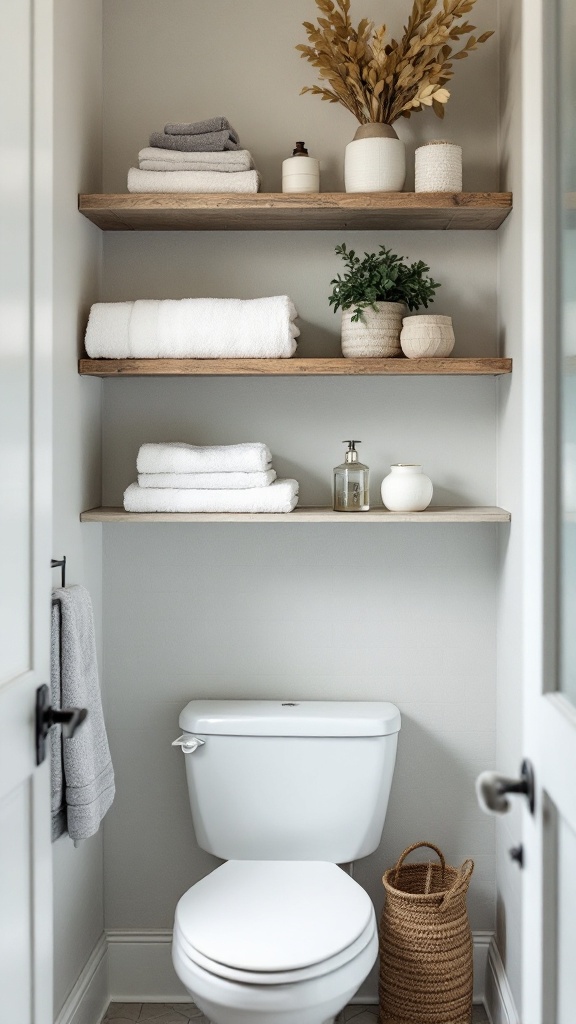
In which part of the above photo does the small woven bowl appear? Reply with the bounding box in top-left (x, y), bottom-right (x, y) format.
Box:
top-left (400, 315), bottom-right (455, 358)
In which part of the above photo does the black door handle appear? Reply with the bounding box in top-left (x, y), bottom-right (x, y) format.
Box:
top-left (35, 684), bottom-right (88, 765)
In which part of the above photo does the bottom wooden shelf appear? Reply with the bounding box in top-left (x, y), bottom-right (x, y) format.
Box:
top-left (80, 506), bottom-right (511, 524)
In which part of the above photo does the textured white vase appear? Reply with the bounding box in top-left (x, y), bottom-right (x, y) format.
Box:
top-left (415, 140), bottom-right (462, 192)
top-left (341, 302), bottom-right (406, 358)
top-left (381, 464), bottom-right (433, 512)
top-left (400, 315), bottom-right (455, 358)
top-left (345, 123), bottom-right (406, 193)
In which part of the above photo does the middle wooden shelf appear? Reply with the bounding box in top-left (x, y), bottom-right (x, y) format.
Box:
top-left (79, 357), bottom-right (512, 377)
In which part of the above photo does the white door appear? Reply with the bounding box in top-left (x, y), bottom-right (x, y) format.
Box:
top-left (0, 0), bottom-right (53, 1020)
top-left (522, 0), bottom-right (576, 1020)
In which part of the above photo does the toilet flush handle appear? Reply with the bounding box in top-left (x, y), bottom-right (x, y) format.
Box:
top-left (172, 734), bottom-right (205, 754)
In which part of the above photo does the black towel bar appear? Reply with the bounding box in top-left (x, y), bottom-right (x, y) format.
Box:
top-left (51, 556), bottom-right (66, 603)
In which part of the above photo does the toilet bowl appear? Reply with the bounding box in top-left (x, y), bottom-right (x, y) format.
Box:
top-left (172, 700), bottom-right (401, 1024)
top-left (171, 861), bottom-right (378, 1024)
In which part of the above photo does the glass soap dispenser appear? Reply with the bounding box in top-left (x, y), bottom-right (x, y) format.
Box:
top-left (333, 441), bottom-right (370, 512)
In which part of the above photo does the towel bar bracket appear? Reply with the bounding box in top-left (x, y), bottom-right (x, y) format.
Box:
top-left (35, 684), bottom-right (88, 765)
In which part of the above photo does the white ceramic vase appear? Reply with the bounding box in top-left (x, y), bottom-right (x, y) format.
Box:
top-left (341, 302), bottom-right (406, 358)
top-left (381, 464), bottom-right (433, 512)
top-left (345, 123), bottom-right (406, 193)
top-left (400, 315), bottom-right (455, 358)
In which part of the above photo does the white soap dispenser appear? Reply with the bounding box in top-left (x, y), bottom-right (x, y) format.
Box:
top-left (282, 141), bottom-right (320, 193)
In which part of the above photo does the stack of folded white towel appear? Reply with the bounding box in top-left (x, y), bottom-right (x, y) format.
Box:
top-left (85, 296), bottom-right (299, 359)
top-left (128, 116), bottom-right (260, 194)
top-left (124, 443), bottom-right (299, 514)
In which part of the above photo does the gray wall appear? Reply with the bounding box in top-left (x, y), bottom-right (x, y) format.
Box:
top-left (100, 0), bottom-right (501, 1001)
top-left (495, 0), bottom-right (524, 1013)
top-left (52, 1), bottom-right (103, 1016)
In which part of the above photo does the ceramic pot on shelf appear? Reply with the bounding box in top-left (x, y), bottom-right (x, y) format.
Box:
top-left (345, 123), bottom-right (406, 193)
top-left (400, 315), bottom-right (455, 358)
top-left (381, 464), bottom-right (433, 512)
top-left (341, 301), bottom-right (406, 358)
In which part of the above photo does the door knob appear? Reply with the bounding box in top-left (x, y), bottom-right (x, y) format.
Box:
top-left (476, 759), bottom-right (535, 815)
top-left (35, 684), bottom-right (88, 765)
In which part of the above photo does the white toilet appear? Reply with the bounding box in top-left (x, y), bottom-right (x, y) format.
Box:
top-left (171, 699), bottom-right (401, 1024)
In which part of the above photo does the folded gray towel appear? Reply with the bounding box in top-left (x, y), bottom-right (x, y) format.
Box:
top-left (165, 116), bottom-right (233, 135)
top-left (50, 586), bottom-right (115, 842)
top-left (149, 129), bottom-right (241, 152)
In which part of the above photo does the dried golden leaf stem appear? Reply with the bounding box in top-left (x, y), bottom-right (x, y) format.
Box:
top-left (297, 0), bottom-right (493, 124)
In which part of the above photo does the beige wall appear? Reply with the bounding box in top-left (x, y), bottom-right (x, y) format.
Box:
top-left (99, 0), bottom-right (502, 1002)
top-left (52, 0), bottom-right (104, 1016)
top-left (102, 0), bottom-right (499, 195)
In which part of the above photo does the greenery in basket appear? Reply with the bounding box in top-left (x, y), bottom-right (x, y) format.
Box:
top-left (329, 243), bottom-right (440, 322)
top-left (297, 0), bottom-right (493, 125)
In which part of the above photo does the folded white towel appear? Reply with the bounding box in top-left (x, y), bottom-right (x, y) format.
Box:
top-left (138, 469), bottom-right (277, 489)
top-left (137, 442), bottom-right (272, 475)
top-left (123, 479), bottom-right (299, 514)
top-left (138, 147), bottom-right (254, 173)
top-left (85, 296), bottom-right (299, 359)
top-left (127, 167), bottom-right (260, 193)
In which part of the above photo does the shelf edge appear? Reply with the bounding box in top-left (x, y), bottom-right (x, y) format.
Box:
top-left (80, 506), bottom-right (512, 524)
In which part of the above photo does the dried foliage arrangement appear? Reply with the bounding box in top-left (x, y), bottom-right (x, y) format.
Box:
top-left (297, 0), bottom-right (493, 125)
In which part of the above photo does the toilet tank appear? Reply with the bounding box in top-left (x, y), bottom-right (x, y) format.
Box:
top-left (177, 700), bottom-right (401, 862)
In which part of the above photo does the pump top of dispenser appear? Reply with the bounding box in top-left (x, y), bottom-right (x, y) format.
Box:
top-left (342, 440), bottom-right (361, 463)
top-left (293, 141), bottom-right (309, 156)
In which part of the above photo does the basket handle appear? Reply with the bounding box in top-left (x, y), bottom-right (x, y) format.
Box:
top-left (392, 842), bottom-right (446, 887)
top-left (440, 858), bottom-right (475, 910)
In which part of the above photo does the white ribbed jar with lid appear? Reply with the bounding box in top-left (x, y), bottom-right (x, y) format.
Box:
top-left (415, 140), bottom-right (462, 192)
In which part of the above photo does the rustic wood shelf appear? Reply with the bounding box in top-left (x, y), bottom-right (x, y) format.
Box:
top-left (80, 506), bottom-right (511, 524)
top-left (79, 357), bottom-right (512, 377)
top-left (78, 192), bottom-right (513, 231)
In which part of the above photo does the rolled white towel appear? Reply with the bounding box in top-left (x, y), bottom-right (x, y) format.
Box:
top-left (138, 147), bottom-right (254, 173)
top-left (127, 167), bottom-right (260, 193)
top-left (123, 479), bottom-right (299, 514)
top-left (137, 442), bottom-right (272, 475)
top-left (83, 302), bottom-right (132, 359)
top-left (85, 296), bottom-right (299, 359)
top-left (138, 469), bottom-right (277, 489)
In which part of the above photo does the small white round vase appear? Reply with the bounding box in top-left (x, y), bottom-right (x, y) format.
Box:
top-left (400, 315), bottom-right (455, 358)
top-left (381, 464), bottom-right (433, 512)
top-left (341, 302), bottom-right (406, 358)
top-left (345, 123), bottom-right (406, 193)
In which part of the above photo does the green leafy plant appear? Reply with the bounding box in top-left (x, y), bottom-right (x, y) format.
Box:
top-left (329, 243), bottom-right (440, 321)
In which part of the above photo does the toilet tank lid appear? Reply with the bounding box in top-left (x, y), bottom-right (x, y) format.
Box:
top-left (179, 700), bottom-right (401, 737)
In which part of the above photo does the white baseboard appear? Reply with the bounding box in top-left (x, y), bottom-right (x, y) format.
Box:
top-left (55, 934), bottom-right (108, 1024)
top-left (107, 929), bottom-right (189, 1001)
top-left (485, 939), bottom-right (520, 1024)
top-left (107, 928), bottom-right (493, 1005)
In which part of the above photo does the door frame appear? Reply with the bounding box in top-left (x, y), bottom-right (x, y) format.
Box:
top-left (521, 0), bottom-right (576, 1020)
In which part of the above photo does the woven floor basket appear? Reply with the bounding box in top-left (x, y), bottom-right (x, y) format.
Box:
top-left (379, 842), bottom-right (474, 1024)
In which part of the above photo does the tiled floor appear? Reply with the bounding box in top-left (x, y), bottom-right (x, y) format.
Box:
top-left (102, 1001), bottom-right (490, 1023)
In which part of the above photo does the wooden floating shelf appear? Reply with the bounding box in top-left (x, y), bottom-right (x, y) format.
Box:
top-left (79, 357), bottom-right (512, 377)
top-left (78, 192), bottom-right (513, 232)
top-left (80, 506), bottom-right (511, 524)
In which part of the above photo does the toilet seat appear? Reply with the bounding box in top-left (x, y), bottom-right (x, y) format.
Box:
top-left (174, 860), bottom-right (376, 984)
top-left (174, 914), bottom-right (376, 985)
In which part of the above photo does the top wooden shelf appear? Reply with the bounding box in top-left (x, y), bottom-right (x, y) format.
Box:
top-left (78, 192), bottom-right (513, 232)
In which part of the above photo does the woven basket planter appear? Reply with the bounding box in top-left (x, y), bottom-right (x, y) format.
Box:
top-left (379, 842), bottom-right (474, 1024)
top-left (341, 302), bottom-right (406, 358)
